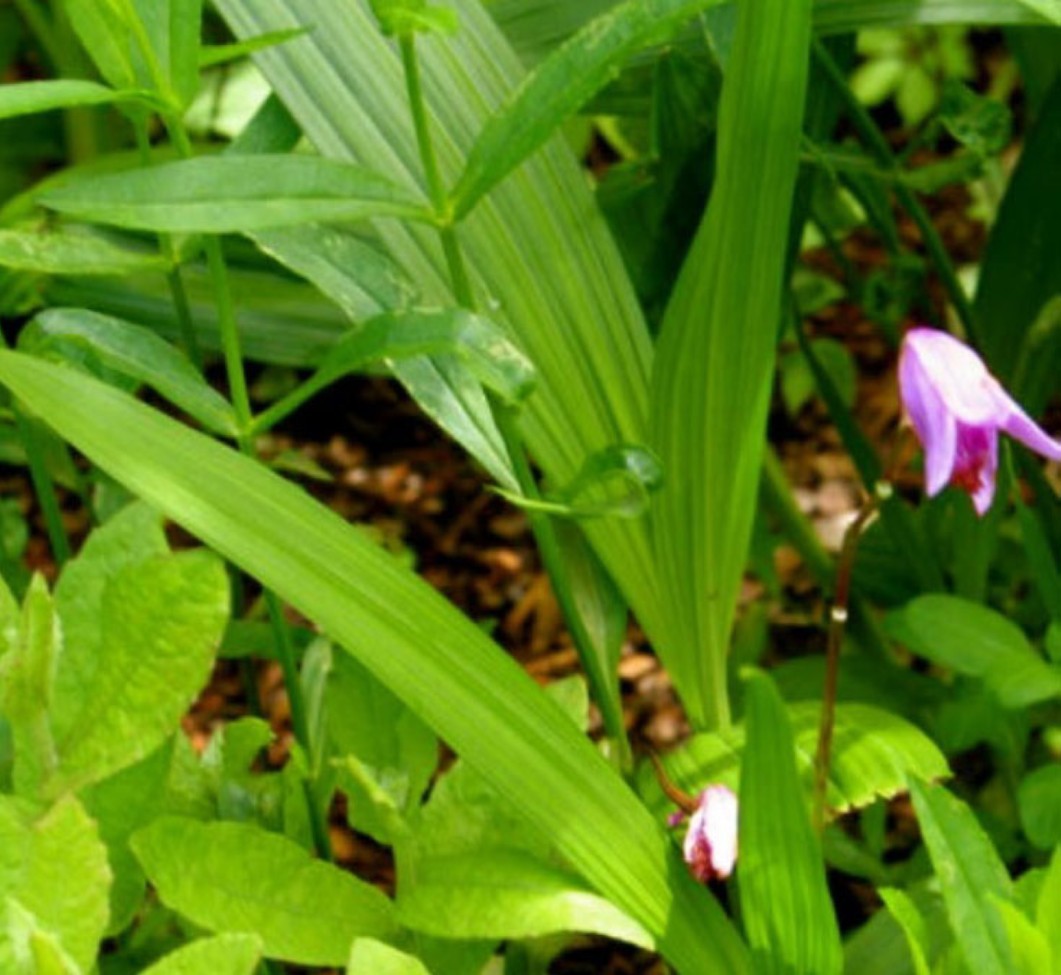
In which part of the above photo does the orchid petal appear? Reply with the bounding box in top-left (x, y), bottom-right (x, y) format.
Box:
top-left (899, 339), bottom-right (957, 495)
top-left (1000, 402), bottom-right (1061, 462)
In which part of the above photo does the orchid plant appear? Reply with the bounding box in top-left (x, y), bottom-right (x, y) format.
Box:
top-left (0, 0), bottom-right (1060, 973)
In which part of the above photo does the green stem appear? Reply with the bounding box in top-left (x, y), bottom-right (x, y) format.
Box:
top-left (14, 407), bottom-right (72, 567)
top-left (812, 39), bottom-right (979, 346)
top-left (132, 123), bottom-right (203, 368)
top-left (398, 33), bottom-right (632, 768)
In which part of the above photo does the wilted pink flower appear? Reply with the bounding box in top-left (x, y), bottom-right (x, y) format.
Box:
top-left (681, 785), bottom-right (738, 883)
top-left (899, 327), bottom-right (1061, 515)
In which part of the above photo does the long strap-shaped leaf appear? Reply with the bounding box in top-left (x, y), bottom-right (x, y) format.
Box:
top-left (649, 0), bottom-right (812, 730)
top-left (0, 350), bottom-right (750, 975)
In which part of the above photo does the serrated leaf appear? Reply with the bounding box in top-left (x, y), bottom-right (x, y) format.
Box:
top-left (0, 795), bottom-right (111, 972)
top-left (41, 156), bottom-right (432, 233)
top-left (22, 309), bottom-right (238, 436)
top-left (909, 779), bottom-right (1013, 975)
top-left (132, 817), bottom-right (396, 965)
top-left (645, 702), bottom-right (948, 820)
top-left (139, 934), bottom-right (263, 975)
top-left (738, 671), bottom-right (842, 975)
top-left (886, 594), bottom-right (1061, 707)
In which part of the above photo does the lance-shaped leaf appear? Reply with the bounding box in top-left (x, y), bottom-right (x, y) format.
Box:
top-left (0, 80), bottom-right (154, 120)
top-left (129, 0), bottom-right (205, 108)
top-left (649, 0), bottom-right (812, 729)
top-left (0, 351), bottom-right (751, 975)
top-left (21, 308), bottom-right (238, 437)
top-left (0, 226), bottom-right (169, 276)
top-left (41, 156), bottom-right (433, 233)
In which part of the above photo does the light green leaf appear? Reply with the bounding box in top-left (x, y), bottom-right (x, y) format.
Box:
top-left (886, 594), bottom-right (1061, 707)
top-left (0, 80), bottom-right (147, 120)
top-left (347, 939), bottom-right (430, 975)
top-left (22, 308), bottom-right (238, 436)
top-left (80, 741), bottom-right (177, 934)
top-left (41, 156), bottom-right (433, 233)
top-left (139, 934), bottom-right (263, 975)
top-left (397, 850), bottom-right (654, 948)
top-left (879, 888), bottom-right (932, 975)
top-left (991, 896), bottom-right (1052, 975)
top-left (62, 0), bottom-right (137, 90)
top-left (649, 0), bottom-right (812, 729)
top-left (1037, 847), bottom-right (1061, 972)
top-left (0, 795), bottom-right (111, 972)
top-left (130, 0), bottom-right (204, 108)
top-left (132, 817), bottom-right (396, 965)
top-left (48, 506), bottom-right (228, 794)
top-left (739, 671), bottom-right (842, 975)
top-left (909, 779), bottom-right (1013, 975)
top-left (0, 900), bottom-right (80, 975)
top-left (645, 702), bottom-right (948, 822)
top-left (0, 351), bottom-right (750, 974)
top-left (200, 29), bottom-right (309, 69)
top-left (369, 0), bottom-right (459, 35)
top-left (0, 226), bottom-right (168, 277)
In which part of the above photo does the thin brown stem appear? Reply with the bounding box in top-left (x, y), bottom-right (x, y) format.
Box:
top-left (650, 751), bottom-right (699, 815)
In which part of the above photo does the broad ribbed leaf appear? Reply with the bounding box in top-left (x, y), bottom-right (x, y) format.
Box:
top-left (909, 779), bottom-right (1014, 975)
top-left (739, 671), bottom-right (842, 975)
top-left (0, 352), bottom-right (750, 975)
top-left (41, 156), bottom-right (432, 233)
top-left (214, 0), bottom-right (663, 693)
top-left (649, 0), bottom-right (811, 728)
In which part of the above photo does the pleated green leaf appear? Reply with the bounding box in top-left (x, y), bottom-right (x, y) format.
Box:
top-left (0, 351), bottom-right (750, 975)
top-left (649, 0), bottom-right (812, 728)
top-left (214, 0), bottom-right (664, 692)
top-left (41, 156), bottom-right (433, 233)
top-left (739, 671), bottom-right (842, 975)
top-left (909, 779), bottom-right (1014, 975)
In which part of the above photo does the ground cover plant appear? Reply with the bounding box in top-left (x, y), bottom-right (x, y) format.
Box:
top-left (0, 0), bottom-right (1060, 972)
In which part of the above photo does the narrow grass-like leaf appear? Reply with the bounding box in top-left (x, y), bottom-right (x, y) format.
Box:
top-left (41, 156), bottom-right (432, 233)
top-left (22, 308), bottom-right (238, 436)
top-left (739, 671), bottom-right (842, 975)
top-left (879, 888), bottom-right (932, 975)
top-left (909, 779), bottom-right (1013, 975)
top-left (452, 0), bottom-right (726, 215)
top-left (130, 0), bottom-right (204, 108)
top-left (140, 935), bottom-right (263, 975)
top-left (0, 352), bottom-right (750, 975)
top-left (200, 29), bottom-right (308, 69)
top-left (0, 226), bottom-right (168, 276)
top-left (132, 817), bottom-right (394, 965)
top-left (0, 79), bottom-right (151, 119)
top-left (649, 0), bottom-right (812, 728)
top-left (63, 0), bottom-right (137, 89)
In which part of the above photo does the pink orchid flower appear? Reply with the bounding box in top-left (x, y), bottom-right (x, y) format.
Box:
top-left (679, 784), bottom-right (739, 883)
top-left (899, 327), bottom-right (1061, 515)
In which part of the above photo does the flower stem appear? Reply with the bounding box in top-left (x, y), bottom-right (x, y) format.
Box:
top-left (813, 493), bottom-right (879, 831)
top-left (397, 33), bottom-right (632, 770)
